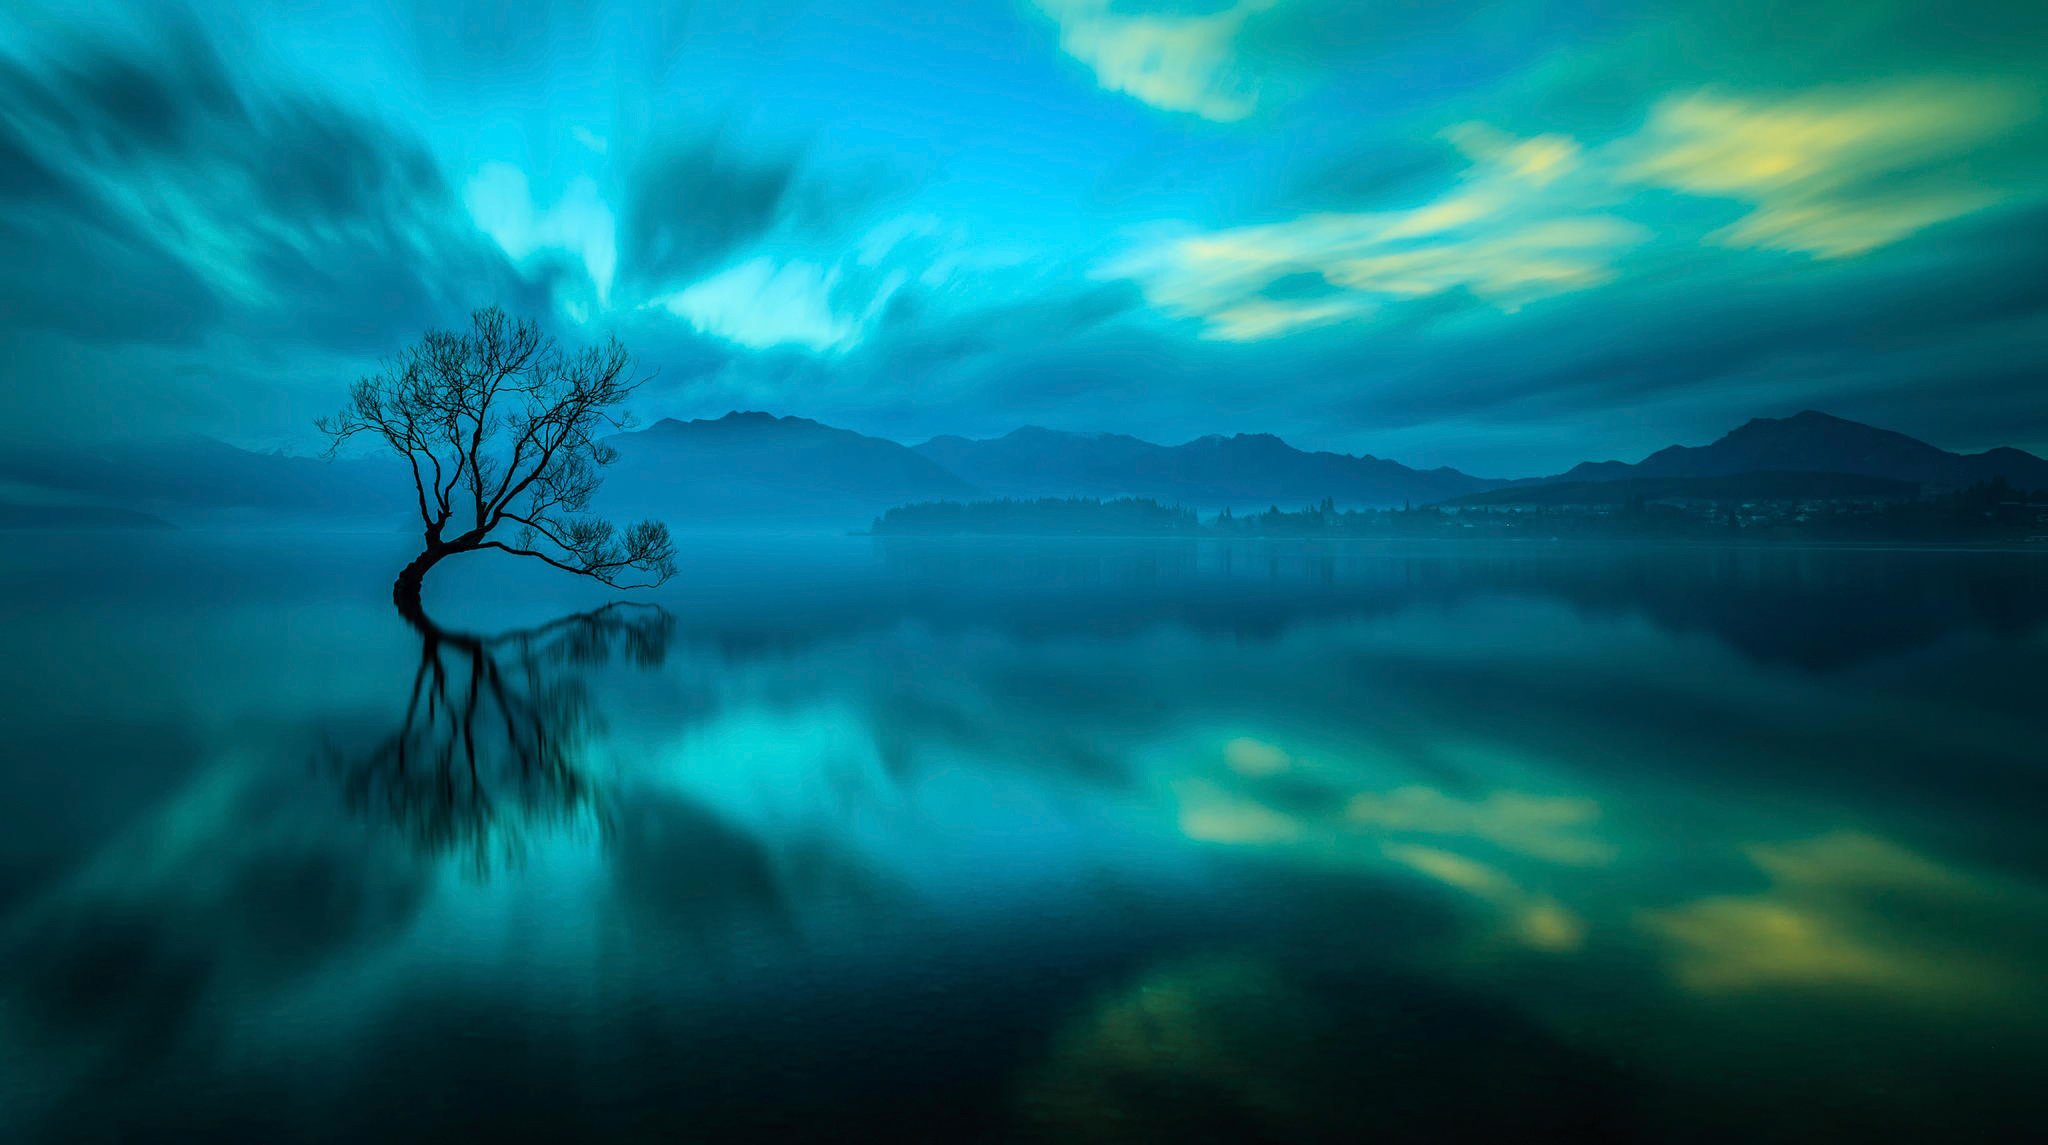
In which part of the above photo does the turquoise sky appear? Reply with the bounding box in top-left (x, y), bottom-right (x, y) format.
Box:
top-left (2, 0), bottom-right (2044, 474)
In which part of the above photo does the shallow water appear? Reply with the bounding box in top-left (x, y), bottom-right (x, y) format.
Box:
top-left (2, 532), bottom-right (2044, 1142)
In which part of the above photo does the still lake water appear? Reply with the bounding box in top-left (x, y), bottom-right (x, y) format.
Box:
top-left (2, 531), bottom-right (2044, 1142)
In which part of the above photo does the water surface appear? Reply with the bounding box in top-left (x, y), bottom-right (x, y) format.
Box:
top-left (3, 533), bottom-right (2044, 1142)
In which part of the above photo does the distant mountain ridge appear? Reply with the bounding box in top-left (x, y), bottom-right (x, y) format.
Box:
top-left (597, 411), bottom-right (975, 524)
top-left (915, 425), bottom-right (1501, 509)
top-left (1538, 410), bottom-right (2048, 491)
top-left (4, 408), bottom-right (2042, 530)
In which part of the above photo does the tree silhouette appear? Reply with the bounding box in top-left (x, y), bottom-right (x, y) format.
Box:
top-left (327, 602), bottom-right (675, 872)
top-left (318, 307), bottom-right (677, 612)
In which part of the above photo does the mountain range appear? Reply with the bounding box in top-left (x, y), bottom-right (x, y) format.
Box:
top-left (915, 426), bottom-right (1497, 509)
top-left (1540, 410), bottom-right (2048, 491)
top-left (600, 412), bottom-right (975, 525)
top-left (3, 409), bottom-right (2043, 529)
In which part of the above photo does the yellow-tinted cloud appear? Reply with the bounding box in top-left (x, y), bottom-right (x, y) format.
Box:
top-left (1110, 124), bottom-right (1643, 340)
top-left (1442, 122), bottom-right (1582, 188)
top-left (1110, 78), bottom-right (2032, 338)
top-left (1034, 0), bottom-right (1279, 122)
top-left (1626, 82), bottom-right (2031, 257)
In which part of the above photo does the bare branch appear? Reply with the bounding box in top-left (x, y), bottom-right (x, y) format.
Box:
top-left (315, 308), bottom-right (674, 603)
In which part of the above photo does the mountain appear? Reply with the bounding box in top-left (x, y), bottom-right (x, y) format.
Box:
top-left (1542, 411), bottom-right (2048, 492)
top-left (915, 426), bottom-right (1502, 510)
top-left (599, 411), bottom-right (978, 525)
top-left (1452, 471), bottom-right (1919, 508)
top-left (0, 434), bottom-right (410, 522)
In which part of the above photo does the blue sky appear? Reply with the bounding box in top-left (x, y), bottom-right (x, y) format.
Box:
top-left (2, 0), bottom-right (2044, 475)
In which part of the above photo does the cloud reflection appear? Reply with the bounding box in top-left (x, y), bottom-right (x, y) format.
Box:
top-left (1640, 831), bottom-right (2047, 1001)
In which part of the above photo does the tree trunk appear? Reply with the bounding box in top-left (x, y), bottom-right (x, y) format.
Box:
top-left (392, 547), bottom-right (447, 622)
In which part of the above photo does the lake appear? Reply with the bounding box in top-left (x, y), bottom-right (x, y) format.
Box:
top-left (2, 531), bottom-right (2044, 1142)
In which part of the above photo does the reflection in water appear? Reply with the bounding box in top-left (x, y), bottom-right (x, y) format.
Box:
top-left (1640, 831), bottom-right (2048, 1002)
top-left (1017, 953), bottom-right (1641, 1143)
top-left (1, 534), bottom-right (2045, 1142)
top-left (326, 603), bottom-right (674, 870)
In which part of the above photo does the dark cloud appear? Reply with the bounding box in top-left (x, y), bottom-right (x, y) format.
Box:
top-left (617, 130), bottom-right (914, 297)
top-left (620, 133), bottom-right (802, 289)
top-left (1318, 205), bottom-right (2048, 453)
top-left (0, 17), bottom-right (534, 358)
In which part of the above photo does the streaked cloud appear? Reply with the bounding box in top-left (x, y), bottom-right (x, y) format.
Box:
top-left (1111, 124), bottom-right (1643, 340)
top-left (1110, 77), bottom-right (2035, 343)
top-left (464, 162), bottom-right (619, 304)
top-left (3, 1), bottom-right (2046, 467)
top-left (1033, 0), bottom-right (1278, 122)
top-left (652, 257), bottom-right (869, 352)
top-left (1626, 82), bottom-right (2033, 257)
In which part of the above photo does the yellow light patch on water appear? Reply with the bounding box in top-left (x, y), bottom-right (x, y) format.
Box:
top-left (1173, 778), bottom-right (1302, 845)
top-left (1639, 831), bottom-right (2037, 1001)
top-left (1382, 842), bottom-right (1587, 953)
top-left (1222, 736), bottom-right (1291, 778)
top-left (1346, 786), bottom-right (1615, 866)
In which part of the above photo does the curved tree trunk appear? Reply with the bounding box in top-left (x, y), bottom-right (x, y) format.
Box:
top-left (393, 547), bottom-right (448, 620)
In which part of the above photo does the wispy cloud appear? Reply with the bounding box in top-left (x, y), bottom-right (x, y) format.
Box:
top-left (1111, 78), bottom-right (2034, 340)
top-left (464, 162), bottom-right (619, 305)
top-left (652, 257), bottom-right (871, 352)
top-left (1110, 123), bottom-right (1642, 340)
top-left (1033, 0), bottom-right (1278, 122)
top-left (1625, 82), bottom-right (2032, 258)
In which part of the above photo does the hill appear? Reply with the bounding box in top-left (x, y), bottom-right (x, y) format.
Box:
top-left (598, 411), bottom-right (978, 525)
top-left (1541, 411), bottom-right (2048, 491)
top-left (915, 426), bottom-right (1500, 510)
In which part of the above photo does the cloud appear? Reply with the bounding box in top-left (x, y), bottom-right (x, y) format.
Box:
top-left (1107, 76), bottom-right (2036, 348)
top-left (1625, 82), bottom-right (2033, 257)
top-left (465, 162), bottom-right (619, 305)
top-left (0, 19), bottom-right (534, 356)
top-left (652, 258), bottom-right (870, 352)
top-left (1110, 123), bottom-right (1643, 340)
top-left (640, 211), bottom-right (987, 354)
top-left (619, 132), bottom-right (804, 292)
top-left (1033, 0), bottom-right (1278, 122)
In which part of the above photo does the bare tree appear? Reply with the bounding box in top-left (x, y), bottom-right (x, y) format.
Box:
top-left (318, 307), bottom-right (676, 613)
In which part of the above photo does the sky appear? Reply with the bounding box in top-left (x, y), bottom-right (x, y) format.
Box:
top-left (1, 0), bottom-right (2044, 477)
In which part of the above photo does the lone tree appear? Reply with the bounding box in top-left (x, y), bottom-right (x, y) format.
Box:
top-left (319, 307), bottom-right (676, 614)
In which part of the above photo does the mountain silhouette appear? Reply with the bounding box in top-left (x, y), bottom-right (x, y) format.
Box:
top-left (597, 411), bottom-right (976, 525)
top-left (1543, 410), bottom-right (2048, 491)
top-left (8, 409), bottom-right (2043, 529)
top-left (916, 426), bottom-right (1501, 509)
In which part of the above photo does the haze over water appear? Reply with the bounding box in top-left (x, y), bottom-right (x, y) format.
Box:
top-left (3, 531), bottom-right (2043, 1143)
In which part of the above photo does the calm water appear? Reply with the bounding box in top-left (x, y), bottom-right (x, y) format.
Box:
top-left (2, 532), bottom-right (2044, 1142)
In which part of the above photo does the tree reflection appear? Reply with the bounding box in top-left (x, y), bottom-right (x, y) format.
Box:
top-left (328, 602), bottom-right (673, 870)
